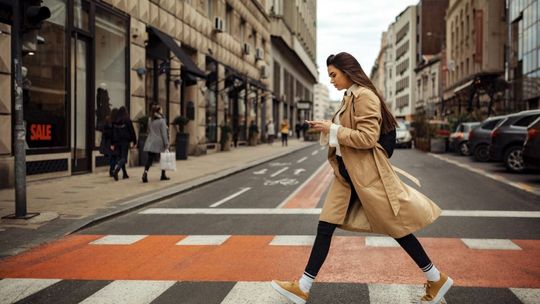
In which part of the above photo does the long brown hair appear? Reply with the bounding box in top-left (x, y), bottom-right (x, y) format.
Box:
top-left (327, 52), bottom-right (397, 134)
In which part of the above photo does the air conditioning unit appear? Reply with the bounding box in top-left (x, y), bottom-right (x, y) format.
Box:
top-left (255, 48), bottom-right (264, 60)
top-left (214, 16), bottom-right (224, 32)
top-left (260, 65), bottom-right (269, 79)
top-left (243, 43), bottom-right (251, 55)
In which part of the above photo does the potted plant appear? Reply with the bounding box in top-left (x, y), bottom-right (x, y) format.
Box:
top-left (136, 115), bottom-right (149, 166)
top-left (173, 115), bottom-right (190, 160)
top-left (220, 123), bottom-right (232, 151)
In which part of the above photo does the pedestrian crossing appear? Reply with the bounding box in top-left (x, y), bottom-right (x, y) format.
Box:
top-left (1, 278), bottom-right (539, 304)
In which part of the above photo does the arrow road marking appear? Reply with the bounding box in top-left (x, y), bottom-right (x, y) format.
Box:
top-left (253, 169), bottom-right (267, 175)
top-left (270, 167), bottom-right (289, 177)
top-left (209, 187), bottom-right (252, 208)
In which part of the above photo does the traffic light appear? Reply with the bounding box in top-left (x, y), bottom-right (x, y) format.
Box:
top-left (22, 0), bottom-right (50, 31)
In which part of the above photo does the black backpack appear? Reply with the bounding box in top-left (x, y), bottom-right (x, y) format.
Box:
top-left (351, 95), bottom-right (396, 158)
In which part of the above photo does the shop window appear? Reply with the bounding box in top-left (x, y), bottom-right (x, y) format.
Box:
top-left (23, 0), bottom-right (68, 149)
top-left (205, 58), bottom-right (218, 143)
top-left (94, 8), bottom-right (127, 146)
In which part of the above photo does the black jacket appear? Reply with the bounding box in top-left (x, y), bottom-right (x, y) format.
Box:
top-left (112, 119), bottom-right (136, 145)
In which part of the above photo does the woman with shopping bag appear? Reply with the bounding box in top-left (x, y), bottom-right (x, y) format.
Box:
top-left (142, 104), bottom-right (171, 183)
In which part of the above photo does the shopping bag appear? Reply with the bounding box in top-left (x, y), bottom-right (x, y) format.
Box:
top-left (160, 150), bottom-right (176, 171)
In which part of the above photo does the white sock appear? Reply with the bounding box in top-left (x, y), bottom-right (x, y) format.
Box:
top-left (422, 263), bottom-right (441, 282)
top-left (299, 272), bottom-right (315, 293)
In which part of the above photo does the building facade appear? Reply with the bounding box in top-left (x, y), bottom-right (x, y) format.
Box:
top-left (508, 0), bottom-right (540, 110)
top-left (313, 83), bottom-right (329, 120)
top-left (266, 0), bottom-right (317, 134)
top-left (443, 0), bottom-right (507, 117)
top-left (370, 31), bottom-right (387, 100)
top-left (384, 5), bottom-right (418, 122)
top-left (0, 0), bottom-right (279, 188)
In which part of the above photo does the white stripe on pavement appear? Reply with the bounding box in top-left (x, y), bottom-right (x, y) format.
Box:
top-left (365, 236), bottom-right (400, 248)
top-left (311, 150), bottom-right (319, 155)
top-left (220, 282), bottom-right (284, 304)
top-left (176, 235), bottom-right (231, 246)
top-left (270, 167), bottom-right (289, 177)
top-left (210, 187), bottom-right (251, 208)
top-left (79, 280), bottom-right (175, 304)
top-left (90, 235), bottom-right (148, 245)
top-left (269, 235), bottom-right (315, 246)
top-left (0, 278), bottom-right (61, 304)
top-left (368, 283), bottom-right (425, 303)
top-left (297, 156), bottom-right (308, 163)
top-left (275, 162), bottom-right (329, 208)
top-left (461, 238), bottom-right (522, 250)
top-left (140, 208), bottom-right (540, 218)
top-left (510, 288), bottom-right (540, 304)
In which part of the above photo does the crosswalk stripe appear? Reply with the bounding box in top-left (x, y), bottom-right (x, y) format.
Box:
top-left (0, 278), bottom-right (61, 304)
top-left (510, 288), bottom-right (540, 304)
top-left (139, 208), bottom-right (540, 218)
top-left (269, 235), bottom-right (315, 246)
top-left (220, 282), bottom-right (284, 304)
top-left (462, 238), bottom-right (522, 250)
top-left (90, 235), bottom-right (148, 245)
top-left (79, 280), bottom-right (175, 304)
top-left (176, 235), bottom-right (231, 245)
top-left (368, 283), bottom-right (425, 303)
top-left (365, 236), bottom-right (400, 247)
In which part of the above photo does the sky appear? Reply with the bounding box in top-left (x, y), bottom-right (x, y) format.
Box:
top-left (316, 0), bottom-right (419, 100)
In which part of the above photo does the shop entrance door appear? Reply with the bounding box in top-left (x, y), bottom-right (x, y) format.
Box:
top-left (70, 35), bottom-right (91, 173)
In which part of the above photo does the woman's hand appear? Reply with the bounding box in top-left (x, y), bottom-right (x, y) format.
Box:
top-left (306, 120), bottom-right (332, 134)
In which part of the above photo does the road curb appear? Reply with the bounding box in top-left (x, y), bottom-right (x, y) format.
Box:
top-left (70, 143), bottom-right (318, 234)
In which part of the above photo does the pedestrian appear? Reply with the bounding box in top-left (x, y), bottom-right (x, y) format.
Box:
top-left (111, 106), bottom-right (136, 181)
top-left (271, 52), bottom-right (452, 304)
top-left (295, 122), bottom-right (301, 139)
top-left (280, 120), bottom-right (289, 146)
top-left (302, 121), bottom-right (310, 140)
top-left (266, 120), bottom-right (275, 145)
top-left (142, 104), bottom-right (170, 183)
top-left (248, 120), bottom-right (259, 146)
top-left (98, 108), bottom-right (118, 177)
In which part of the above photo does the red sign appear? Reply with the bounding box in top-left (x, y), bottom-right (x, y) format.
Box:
top-left (30, 124), bottom-right (52, 141)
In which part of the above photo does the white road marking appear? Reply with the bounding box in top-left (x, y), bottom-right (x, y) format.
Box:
top-left (293, 168), bottom-right (306, 175)
top-left (90, 235), bottom-right (148, 245)
top-left (263, 178), bottom-right (299, 186)
top-left (365, 236), bottom-right (400, 247)
top-left (461, 238), bottom-right (522, 250)
top-left (269, 235), bottom-right (315, 246)
top-left (176, 235), bottom-right (231, 246)
top-left (0, 278), bottom-right (61, 304)
top-left (297, 156), bottom-right (308, 163)
top-left (220, 282), bottom-right (284, 304)
top-left (275, 162), bottom-right (329, 208)
top-left (311, 150), bottom-right (319, 155)
top-left (270, 167), bottom-right (289, 177)
top-left (269, 162), bottom-right (290, 167)
top-left (140, 208), bottom-right (540, 218)
top-left (253, 169), bottom-right (268, 175)
top-left (79, 280), bottom-right (175, 304)
top-left (210, 187), bottom-right (251, 208)
top-left (510, 288), bottom-right (540, 304)
top-left (368, 283), bottom-right (426, 303)
top-left (320, 146), bottom-right (326, 151)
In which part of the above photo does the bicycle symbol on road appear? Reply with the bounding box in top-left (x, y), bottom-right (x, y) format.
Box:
top-left (263, 178), bottom-right (299, 186)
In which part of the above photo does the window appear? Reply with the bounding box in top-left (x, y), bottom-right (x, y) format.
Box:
top-left (24, 0), bottom-right (68, 149)
top-left (514, 114), bottom-right (540, 127)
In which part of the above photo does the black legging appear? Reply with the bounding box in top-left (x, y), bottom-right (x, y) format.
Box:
top-left (114, 142), bottom-right (129, 175)
top-left (144, 152), bottom-right (166, 176)
top-left (304, 157), bottom-right (432, 277)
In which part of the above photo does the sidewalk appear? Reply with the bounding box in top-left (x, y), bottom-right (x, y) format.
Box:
top-left (0, 139), bottom-right (316, 257)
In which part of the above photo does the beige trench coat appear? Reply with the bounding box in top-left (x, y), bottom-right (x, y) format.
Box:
top-left (319, 86), bottom-right (441, 238)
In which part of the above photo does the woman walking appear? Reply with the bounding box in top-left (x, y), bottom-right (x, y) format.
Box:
top-left (142, 104), bottom-right (170, 183)
top-left (271, 52), bottom-right (452, 304)
top-left (280, 120), bottom-right (289, 146)
top-left (111, 106), bottom-right (136, 181)
top-left (98, 108), bottom-right (118, 177)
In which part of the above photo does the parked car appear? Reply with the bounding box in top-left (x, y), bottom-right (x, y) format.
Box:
top-left (469, 115), bottom-right (507, 162)
top-left (489, 109), bottom-right (540, 172)
top-left (523, 116), bottom-right (540, 170)
top-left (449, 121), bottom-right (481, 155)
top-left (428, 120), bottom-right (451, 151)
top-left (396, 120), bottom-right (412, 148)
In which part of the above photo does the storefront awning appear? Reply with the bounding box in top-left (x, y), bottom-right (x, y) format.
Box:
top-left (453, 79), bottom-right (474, 94)
top-left (147, 26), bottom-right (206, 79)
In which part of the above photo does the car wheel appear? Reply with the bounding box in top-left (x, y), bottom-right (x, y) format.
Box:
top-left (473, 144), bottom-right (490, 162)
top-left (459, 141), bottom-right (470, 156)
top-left (504, 146), bottom-right (524, 173)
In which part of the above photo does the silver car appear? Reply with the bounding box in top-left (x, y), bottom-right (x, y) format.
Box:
top-left (396, 120), bottom-right (412, 148)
